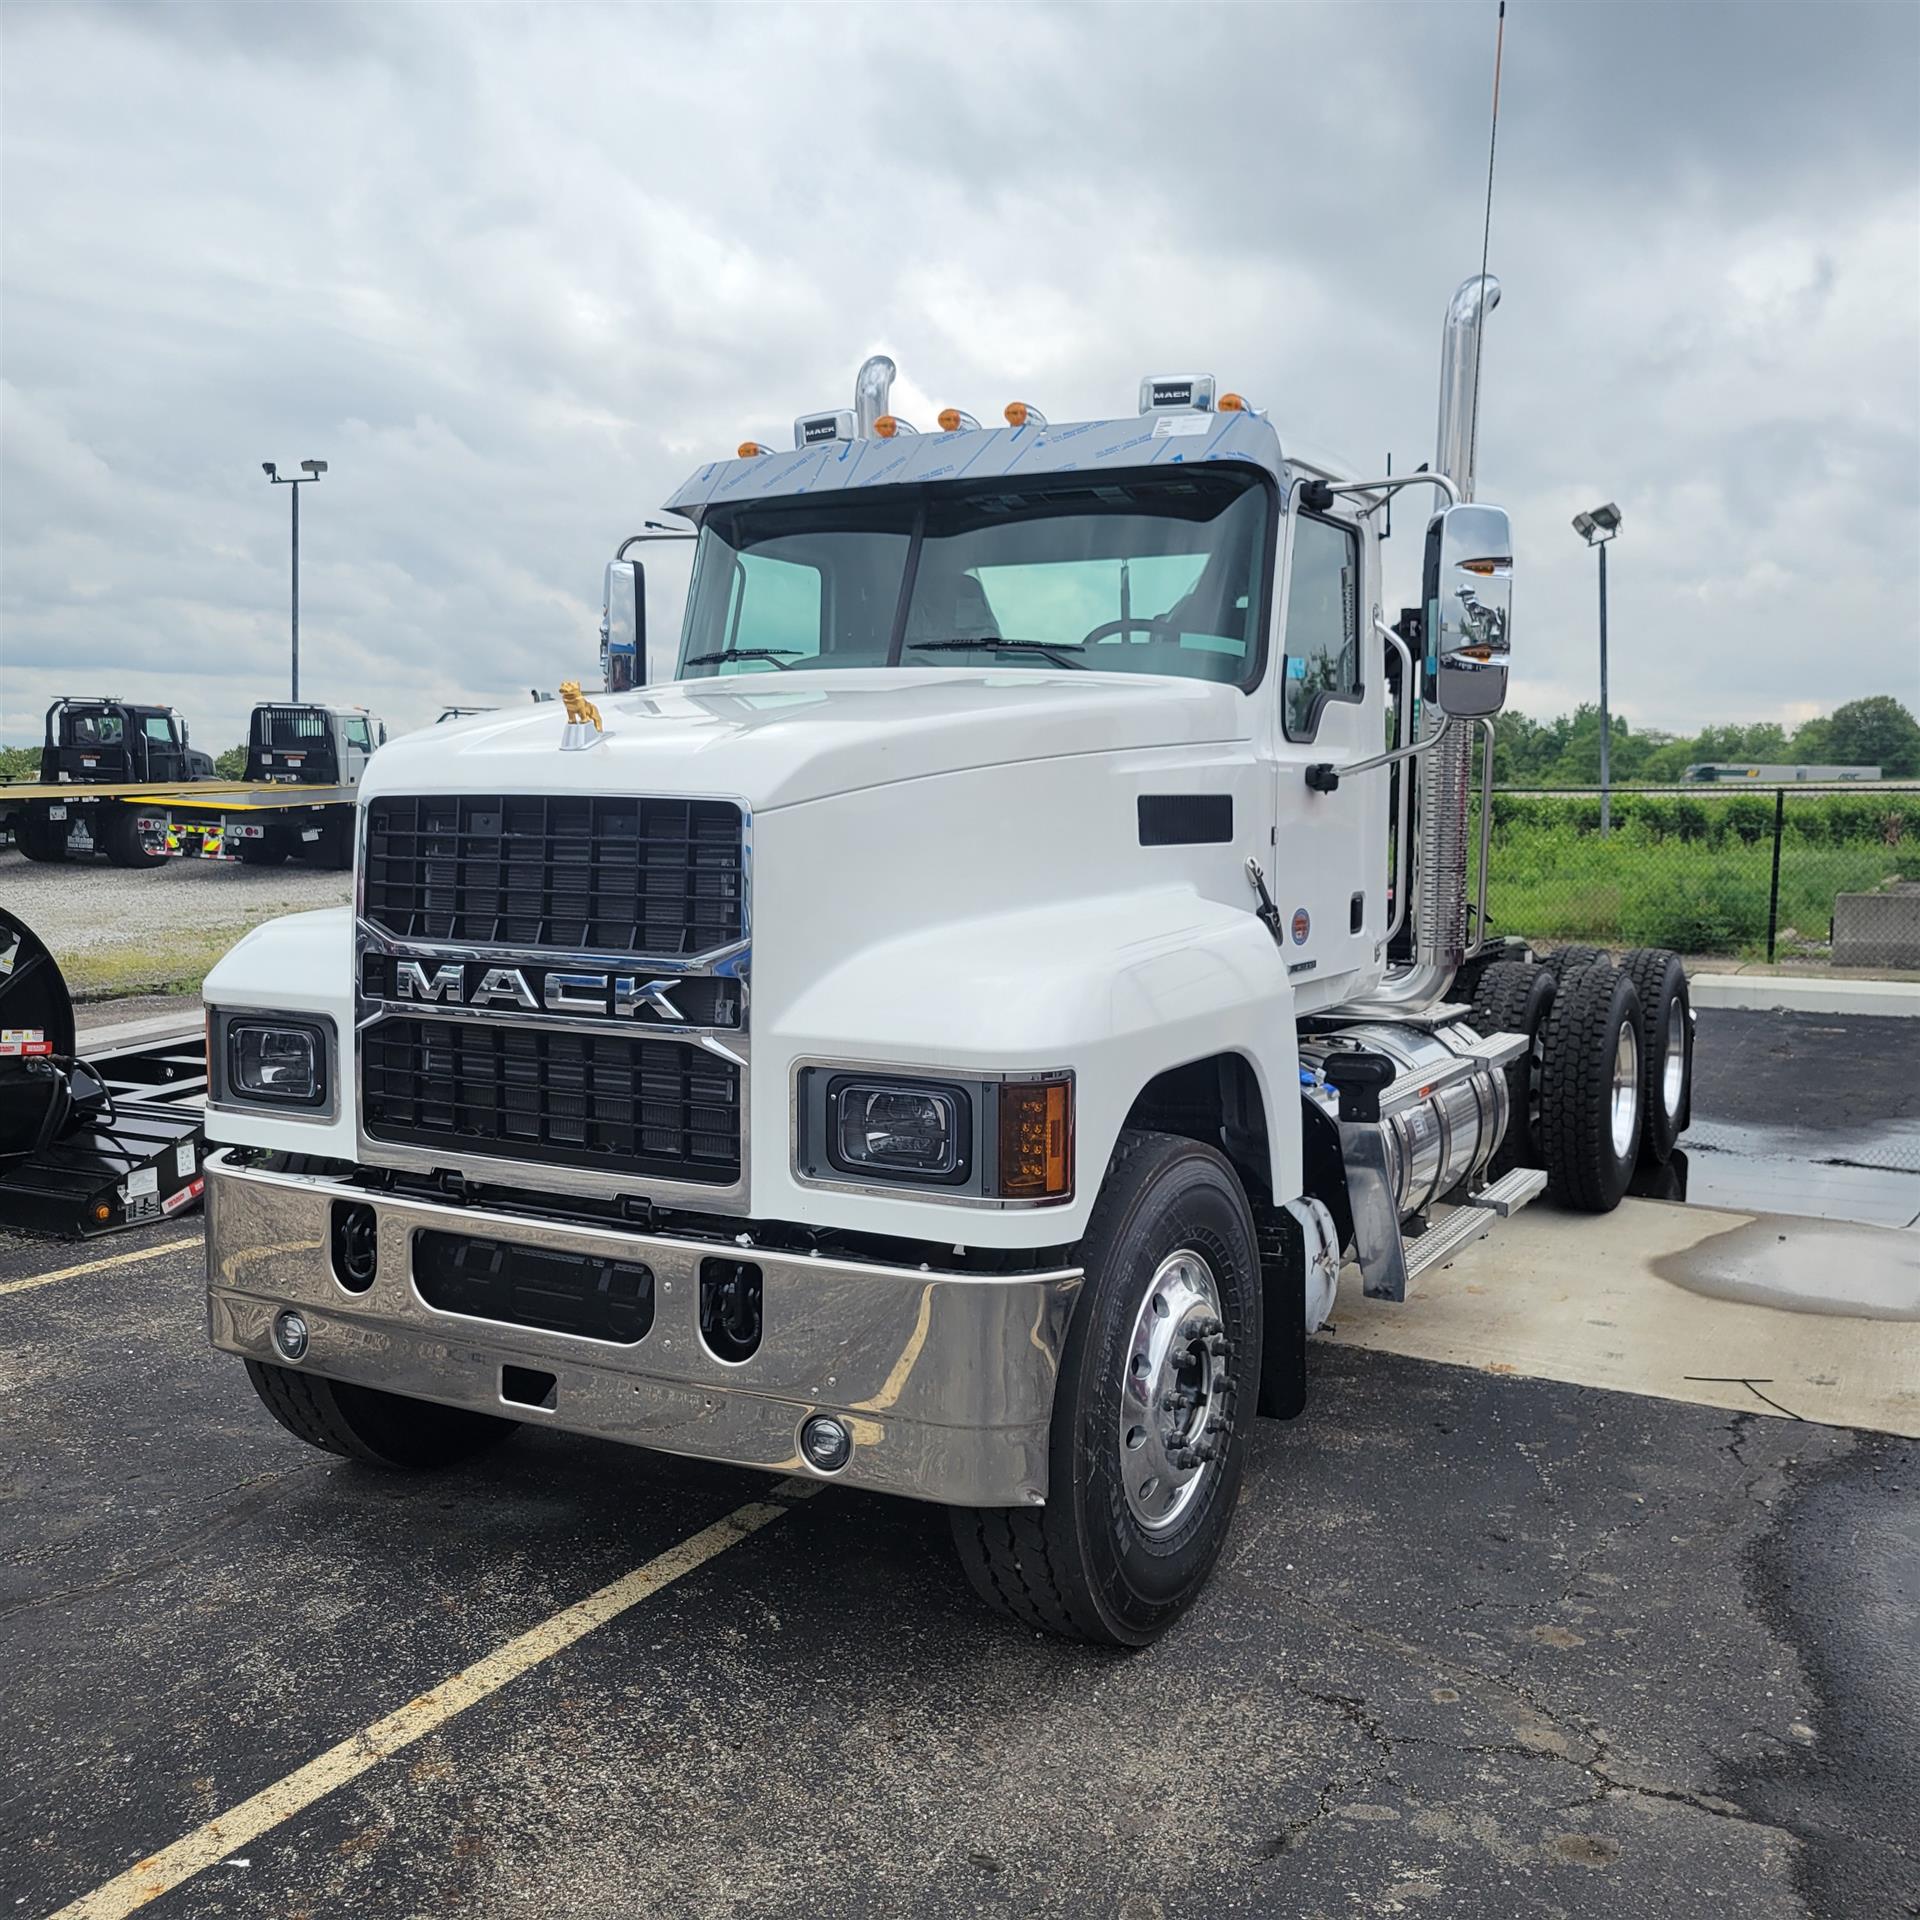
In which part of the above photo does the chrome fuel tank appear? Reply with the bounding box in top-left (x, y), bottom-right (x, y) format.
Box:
top-left (1299, 1020), bottom-right (1511, 1220)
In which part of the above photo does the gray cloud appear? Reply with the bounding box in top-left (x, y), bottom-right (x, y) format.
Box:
top-left (2, 0), bottom-right (1915, 753)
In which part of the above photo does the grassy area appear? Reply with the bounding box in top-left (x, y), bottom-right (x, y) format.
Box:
top-left (60, 927), bottom-right (254, 1001)
top-left (1473, 791), bottom-right (1920, 958)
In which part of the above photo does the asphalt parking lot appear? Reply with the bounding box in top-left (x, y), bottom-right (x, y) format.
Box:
top-left (3, 1010), bottom-right (1916, 1919)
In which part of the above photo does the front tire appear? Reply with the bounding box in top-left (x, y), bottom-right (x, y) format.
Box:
top-left (15, 818), bottom-right (67, 862)
top-left (1539, 963), bottom-right (1643, 1213)
top-left (950, 1130), bottom-right (1263, 1647)
top-left (244, 1360), bottom-right (518, 1468)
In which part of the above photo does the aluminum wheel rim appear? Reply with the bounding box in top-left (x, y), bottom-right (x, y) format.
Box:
top-left (1610, 1021), bottom-right (1640, 1160)
top-left (1119, 1249), bottom-right (1225, 1533)
top-left (1661, 1014), bottom-right (1686, 1119)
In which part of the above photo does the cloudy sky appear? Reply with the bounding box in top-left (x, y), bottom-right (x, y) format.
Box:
top-left (2, 0), bottom-right (1916, 754)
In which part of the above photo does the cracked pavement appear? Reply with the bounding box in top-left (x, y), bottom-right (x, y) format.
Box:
top-left (2, 1222), bottom-right (1914, 1918)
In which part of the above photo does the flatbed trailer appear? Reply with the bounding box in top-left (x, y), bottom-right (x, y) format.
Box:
top-left (1, 780), bottom-right (360, 868)
top-left (0, 913), bottom-right (207, 1237)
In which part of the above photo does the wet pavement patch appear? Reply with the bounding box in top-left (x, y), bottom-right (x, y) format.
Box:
top-left (1674, 1008), bottom-right (1920, 1227)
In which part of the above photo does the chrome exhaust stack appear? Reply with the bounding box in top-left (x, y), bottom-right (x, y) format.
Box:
top-left (854, 355), bottom-right (897, 438)
top-left (1349, 273), bottom-right (1501, 1014)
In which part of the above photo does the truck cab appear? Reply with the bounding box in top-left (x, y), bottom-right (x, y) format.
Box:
top-left (200, 277), bottom-right (1692, 1646)
top-left (39, 696), bottom-right (200, 787)
top-left (244, 703), bottom-right (385, 786)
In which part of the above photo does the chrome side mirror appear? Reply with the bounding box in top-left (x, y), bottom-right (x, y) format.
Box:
top-left (1427, 503), bottom-right (1513, 718)
top-left (601, 558), bottom-right (646, 692)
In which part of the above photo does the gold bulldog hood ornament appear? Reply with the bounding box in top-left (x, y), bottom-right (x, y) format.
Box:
top-left (558, 680), bottom-right (605, 751)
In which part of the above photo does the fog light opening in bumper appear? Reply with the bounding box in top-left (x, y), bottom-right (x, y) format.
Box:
top-left (272, 1309), bottom-right (310, 1362)
top-left (800, 1415), bottom-right (852, 1474)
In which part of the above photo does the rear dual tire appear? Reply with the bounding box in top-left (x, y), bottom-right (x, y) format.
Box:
top-left (1466, 960), bottom-right (1556, 1177)
top-left (1539, 962), bottom-right (1644, 1213)
top-left (103, 810), bottom-right (166, 868)
top-left (1619, 947), bottom-right (1692, 1165)
top-left (951, 1130), bottom-right (1263, 1648)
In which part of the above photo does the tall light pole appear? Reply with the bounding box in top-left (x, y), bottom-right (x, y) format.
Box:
top-left (262, 459), bottom-right (328, 700)
top-left (1572, 502), bottom-right (1622, 836)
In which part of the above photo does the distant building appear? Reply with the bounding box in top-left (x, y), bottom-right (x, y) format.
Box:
top-left (1681, 763), bottom-right (1882, 783)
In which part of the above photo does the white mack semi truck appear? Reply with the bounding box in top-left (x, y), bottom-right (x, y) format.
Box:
top-left (202, 274), bottom-right (1694, 1646)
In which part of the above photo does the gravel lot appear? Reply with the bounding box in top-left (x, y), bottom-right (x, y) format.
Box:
top-left (0, 845), bottom-right (349, 995)
top-left (0, 846), bottom-right (350, 951)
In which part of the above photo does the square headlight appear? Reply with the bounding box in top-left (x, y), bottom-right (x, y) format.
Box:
top-left (828, 1077), bottom-right (969, 1183)
top-left (222, 1016), bottom-right (331, 1110)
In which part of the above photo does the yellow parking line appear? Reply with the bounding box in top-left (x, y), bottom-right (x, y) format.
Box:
top-left (0, 1235), bottom-right (202, 1299)
top-left (50, 1480), bottom-right (820, 1919)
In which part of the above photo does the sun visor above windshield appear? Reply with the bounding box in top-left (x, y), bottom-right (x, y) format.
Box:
top-left (664, 410), bottom-right (1285, 527)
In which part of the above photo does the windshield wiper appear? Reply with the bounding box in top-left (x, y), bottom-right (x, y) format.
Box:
top-left (682, 647), bottom-right (800, 671)
top-left (907, 637), bottom-right (1085, 671)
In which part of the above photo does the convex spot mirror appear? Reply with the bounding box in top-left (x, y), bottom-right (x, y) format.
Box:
top-left (601, 558), bottom-right (646, 694)
top-left (1425, 502), bottom-right (1513, 718)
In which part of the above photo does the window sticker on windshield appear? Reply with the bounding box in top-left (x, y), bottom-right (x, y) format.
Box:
top-left (1152, 415), bottom-right (1211, 437)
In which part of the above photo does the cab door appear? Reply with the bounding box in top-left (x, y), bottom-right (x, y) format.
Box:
top-left (1267, 504), bottom-right (1386, 995)
top-left (341, 715), bottom-right (375, 785)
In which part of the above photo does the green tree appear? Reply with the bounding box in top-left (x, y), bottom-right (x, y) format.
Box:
top-left (1788, 716), bottom-right (1835, 763)
top-left (0, 744), bottom-right (40, 780)
top-left (1826, 696), bottom-right (1920, 777)
top-left (214, 745), bottom-right (247, 779)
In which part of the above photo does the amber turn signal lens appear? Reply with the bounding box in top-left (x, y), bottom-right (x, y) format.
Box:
top-left (1217, 392), bottom-right (1247, 412)
top-left (997, 1081), bottom-right (1071, 1200)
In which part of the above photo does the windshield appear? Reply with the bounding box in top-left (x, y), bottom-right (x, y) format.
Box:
top-left (675, 466), bottom-right (1272, 687)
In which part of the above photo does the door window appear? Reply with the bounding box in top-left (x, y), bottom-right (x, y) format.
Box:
top-left (1282, 514), bottom-right (1361, 739)
top-left (344, 718), bottom-right (374, 752)
top-left (143, 714), bottom-right (177, 745)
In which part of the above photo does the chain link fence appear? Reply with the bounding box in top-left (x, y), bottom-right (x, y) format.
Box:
top-left (1466, 785), bottom-right (1920, 964)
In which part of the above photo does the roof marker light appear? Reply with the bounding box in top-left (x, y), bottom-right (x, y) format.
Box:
top-left (1217, 392), bottom-right (1249, 413)
top-left (1004, 401), bottom-right (1048, 430)
top-left (872, 414), bottom-right (919, 440)
top-left (737, 441), bottom-right (773, 458)
top-left (937, 408), bottom-right (981, 432)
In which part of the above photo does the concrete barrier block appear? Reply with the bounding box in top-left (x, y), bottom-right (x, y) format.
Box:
top-left (1832, 884), bottom-right (1920, 970)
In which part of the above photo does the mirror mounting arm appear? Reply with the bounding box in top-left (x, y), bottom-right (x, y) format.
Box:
top-left (1305, 710), bottom-right (1454, 792)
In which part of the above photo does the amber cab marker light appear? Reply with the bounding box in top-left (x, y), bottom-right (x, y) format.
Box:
top-left (737, 441), bottom-right (772, 458)
top-left (1217, 392), bottom-right (1248, 412)
top-left (937, 407), bottom-right (980, 433)
top-left (1003, 401), bottom-right (1048, 431)
top-left (996, 1080), bottom-right (1072, 1200)
top-left (873, 414), bottom-right (900, 439)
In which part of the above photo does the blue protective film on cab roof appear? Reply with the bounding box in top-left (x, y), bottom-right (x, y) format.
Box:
top-left (663, 409), bottom-right (1287, 526)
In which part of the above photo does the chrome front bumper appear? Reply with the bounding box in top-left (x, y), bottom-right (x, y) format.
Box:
top-left (204, 1152), bottom-right (1080, 1507)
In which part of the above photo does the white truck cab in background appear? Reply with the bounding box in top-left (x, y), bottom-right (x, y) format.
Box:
top-left (200, 275), bottom-right (1693, 1645)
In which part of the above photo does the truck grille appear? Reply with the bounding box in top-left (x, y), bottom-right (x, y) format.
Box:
top-left (362, 794), bottom-right (745, 957)
top-left (361, 1018), bottom-right (742, 1185)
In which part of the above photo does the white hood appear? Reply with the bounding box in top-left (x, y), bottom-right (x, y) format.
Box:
top-left (367, 669), bottom-right (1250, 813)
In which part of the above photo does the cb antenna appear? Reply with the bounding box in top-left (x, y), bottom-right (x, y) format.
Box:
top-left (1467, 0), bottom-right (1506, 491)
